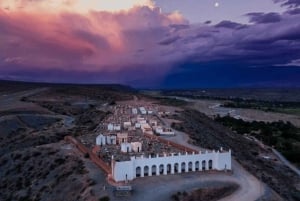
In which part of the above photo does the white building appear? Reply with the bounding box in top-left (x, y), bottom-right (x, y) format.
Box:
top-left (121, 142), bottom-right (132, 153)
top-left (131, 142), bottom-right (142, 153)
top-left (96, 134), bottom-right (106, 146)
top-left (132, 108), bottom-right (138, 115)
top-left (96, 134), bottom-right (117, 145)
top-left (106, 135), bottom-right (117, 145)
top-left (139, 107), bottom-right (147, 115)
top-left (107, 123), bottom-right (114, 131)
top-left (112, 150), bottom-right (231, 182)
top-left (140, 123), bottom-right (153, 135)
top-left (135, 123), bottom-right (141, 128)
top-left (155, 127), bottom-right (175, 136)
top-left (108, 123), bottom-right (121, 131)
top-left (121, 142), bottom-right (142, 153)
top-left (114, 124), bottom-right (121, 131)
top-left (123, 122), bottom-right (131, 129)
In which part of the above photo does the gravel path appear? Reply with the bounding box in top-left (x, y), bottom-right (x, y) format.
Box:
top-left (272, 148), bottom-right (300, 177)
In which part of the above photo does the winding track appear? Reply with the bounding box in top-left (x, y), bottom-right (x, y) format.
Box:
top-left (159, 116), bottom-right (267, 201)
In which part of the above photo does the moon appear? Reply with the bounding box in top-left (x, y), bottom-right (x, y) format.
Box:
top-left (214, 2), bottom-right (220, 7)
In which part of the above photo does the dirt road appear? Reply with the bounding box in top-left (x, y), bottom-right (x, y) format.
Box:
top-left (158, 115), bottom-right (273, 201)
top-left (162, 134), bottom-right (268, 201)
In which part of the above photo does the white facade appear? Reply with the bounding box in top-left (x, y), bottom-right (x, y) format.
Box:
top-left (107, 123), bottom-right (114, 131)
top-left (140, 123), bottom-right (153, 135)
top-left (96, 134), bottom-right (117, 145)
top-left (96, 134), bottom-right (106, 146)
top-left (112, 150), bottom-right (231, 182)
top-left (139, 107), bottom-right (147, 115)
top-left (132, 108), bottom-right (138, 114)
top-left (121, 143), bottom-right (132, 153)
top-left (108, 123), bottom-right (121, 131)
top-left (123, 122), bottom-right (131, 129)
top-left (131, 142), bottom-right (142, 153)
top-left (138, 120), bottom-right (147, 124)
top-left (135, 123), bottom-right (141, 128)
top-left (155, 127), bottom-right (175, 136)
top-left (114, 124), bottom-right (121, 131)
top-left (106, 135), bottom-right (117, 145)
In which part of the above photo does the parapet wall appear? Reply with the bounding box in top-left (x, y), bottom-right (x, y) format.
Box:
top-left (112, 150), bottom-right (231, 182)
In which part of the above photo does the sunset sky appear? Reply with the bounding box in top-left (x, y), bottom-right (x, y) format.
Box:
top-left (1, 0), bottom-right (300, 88)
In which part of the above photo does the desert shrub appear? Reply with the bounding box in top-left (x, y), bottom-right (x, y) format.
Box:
top-left (54, 158), bottom-right (65, 165)
top-left (171, 194), bottom-right (179, 201)
top-left (99, 196), bottom-right (110, 201)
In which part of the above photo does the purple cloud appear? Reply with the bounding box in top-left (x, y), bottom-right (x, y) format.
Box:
top-left (158, 35), bottom-right (181, 45)
top-left (1, 0), bottom-right (300, 87)
top-left (246, 12), bottom-right (282, 24)
top-left (158, 9), bottom-right (300, 69)
top-left (215, 20), bottom-right (247, 29)
top-left (285, 7), bottom-right (300, 14)
top-left (274, 0), bottom-right (300, 7)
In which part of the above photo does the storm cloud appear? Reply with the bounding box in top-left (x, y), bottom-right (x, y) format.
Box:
top-left (0, 0), bottom-right (300, 87)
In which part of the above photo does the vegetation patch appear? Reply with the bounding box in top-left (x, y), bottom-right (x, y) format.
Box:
top-left (222, 100), bottom-right (300, 116)
top-left (171, 109), bottom-right (300, 201)
top-left (154, 97), bottom-right (188, 107)
top-left (215, 116), bottom-right (300, 165)
top-left (0, 145), bottom-right (91, 201)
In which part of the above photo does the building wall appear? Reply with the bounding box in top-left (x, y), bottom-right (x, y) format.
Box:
top-left (131, 142), bottom-right (142, 153)
top-left (106, 135), bottom-right (117, 145)
top-left (96, 134), bottom-right (106, 146)
top-left (97, 135), bottom-right (117, 145)
top-left (112, 150), bottom-right (231, 182)
top-left (121, 143), bottom-right (132, 153)
top-left (107, 124), bottom-right (114, 131)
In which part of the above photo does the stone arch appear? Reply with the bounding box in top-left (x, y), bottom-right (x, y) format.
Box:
top-left (136, 167), bottom-right (141, 177)
top-left (174, 163), bottom-right (179, 173)
top-left (144, 166), bottom-right (149, 176)
top-left (209, 159), bottom-right (213, 170)
top-left (181, 162), bottom-right (186, 172)
top-left (167, 164), bottom-right (172, 174)
top-left (202, 160), bottom-right (206, 170)
top-left (188, 161), bottom-right (193, 171)
top-left (195, 161), bottom-right (200, 171)
top-left (159, 164), bottom-right (164, 174)
top-left (152, 165), bottom-right (157, 175)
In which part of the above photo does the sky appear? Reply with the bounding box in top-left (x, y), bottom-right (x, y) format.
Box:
top-left (0, 0), bottom-right (300, 88)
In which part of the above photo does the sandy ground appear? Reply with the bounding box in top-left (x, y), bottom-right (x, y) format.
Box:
top-left (189, 99), bottom-right (300, 127)
top-left (0, 88), bottom-right (50, 113)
